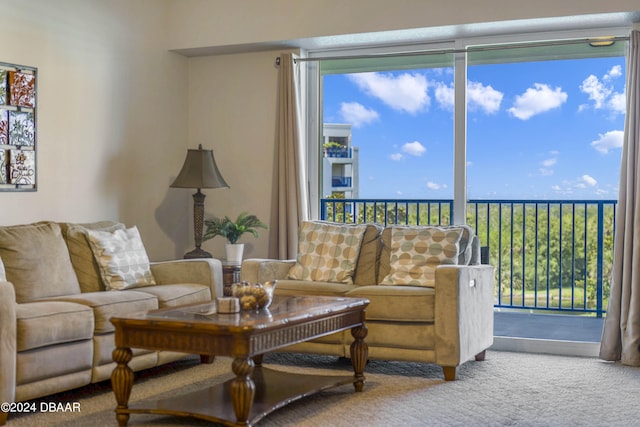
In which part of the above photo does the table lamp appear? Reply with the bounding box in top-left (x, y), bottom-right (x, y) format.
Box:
top-left (171, 144), bottom-right (229, 258)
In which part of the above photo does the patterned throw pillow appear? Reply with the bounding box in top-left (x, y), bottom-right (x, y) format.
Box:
top-left (381, 226), bottom-right (464, 287)
top-left (288, 221), bottom-right (368, 284)
top-left (437, 224), bottom-right (476, 265)
top-left (64, 221), bottom-right (126, 292)
top-left (86, 226), bottom-right (156, 291)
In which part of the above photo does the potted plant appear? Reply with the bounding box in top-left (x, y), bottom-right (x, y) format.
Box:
top-left (323, 141), bottom-right (346, 157)
top-left (203, 212), bottom-right (267, 264)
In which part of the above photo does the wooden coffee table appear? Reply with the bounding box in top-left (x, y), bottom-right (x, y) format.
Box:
top-left (110, 295), bottom-right (369, 426)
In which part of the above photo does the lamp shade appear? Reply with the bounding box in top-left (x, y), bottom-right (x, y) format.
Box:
top-left (170, 144), bottom-right (229, 189)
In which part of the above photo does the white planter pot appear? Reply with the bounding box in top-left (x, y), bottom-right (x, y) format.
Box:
top-left (225, 243), bottom-right (244, 265)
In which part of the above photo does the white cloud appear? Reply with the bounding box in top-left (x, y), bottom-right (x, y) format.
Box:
top-left (580, 68), bottom-right (625, 115)
top-left (591, 130), bottom-right (624, 154)
top-left (538, 156), bottom-right (557, 176)
top-left (580, 75), bottom-right (611, 109)
top-left (348, 72), bottom-right (429, 114)
top-left (434, 80), bottom-right (503, 114)
top-left (467, 81), bottom-right (503, 114)
top-left (551, 179), bottom-right (579, 195)
top-left (579, 175), bottom-right (598, 187)
top-left (508, 83), bottom-right (568, 120)
top-left (608, 92), bottom-right (626, 114)
top-left (426, 181), bottom-right (447, 190)
top-left (553, 175), bottom-right (603, 195)
top-left (339, 102), bottom-right (379, 128)
top-left (434, 82), bottom-right (454, 111)
top-left (604, 65), bottom-right (623, 80)
top-left (389, 153), bottom-right (403, 161)
top-left (541, 157), bottom-right (557, 168)
top-left (402, 141), bottom-right (426, 156)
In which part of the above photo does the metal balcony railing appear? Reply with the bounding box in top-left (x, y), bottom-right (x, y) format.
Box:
top-left (320, 198), bottom-right (616, 317)
top-left (331, 176), bottom-right (352, 187)
top-left (323, 147), bottom-right (351, 158)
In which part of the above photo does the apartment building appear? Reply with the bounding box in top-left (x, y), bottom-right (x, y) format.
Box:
top-left (322, 123), bottom-right (359, 199)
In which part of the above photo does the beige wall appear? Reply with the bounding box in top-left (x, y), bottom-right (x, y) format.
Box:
top-left (189, 51), bottom-right (282, 259)
top-left (167, 0), bottom-right (639, 50)
top-left (0, 0), bottom-right (191, 261)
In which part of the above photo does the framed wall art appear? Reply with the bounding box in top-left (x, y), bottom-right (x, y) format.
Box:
top-left (0, 61), bottom-right (37, 191)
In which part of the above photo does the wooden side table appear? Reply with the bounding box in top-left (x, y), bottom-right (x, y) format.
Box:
top-left (222, 262), bottom-right (241, 296)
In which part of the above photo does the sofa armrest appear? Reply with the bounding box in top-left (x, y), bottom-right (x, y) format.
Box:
top-left (150, 258), bottom-right (224, 299)
top-left (434, 264), bottom-right (494, 369)
top-left (0, 281), bottom-right (17, 406)
top-left (241, 258), bottom-right (296, 283)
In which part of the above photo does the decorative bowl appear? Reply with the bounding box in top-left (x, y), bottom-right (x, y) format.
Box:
top-left (231, 280), bottom-right (277, 311)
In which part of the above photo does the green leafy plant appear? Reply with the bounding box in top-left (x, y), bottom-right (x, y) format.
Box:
top-left (203, 212), bottom-right (267, 244)
top-left (323, 141), bottom-right (344, 149)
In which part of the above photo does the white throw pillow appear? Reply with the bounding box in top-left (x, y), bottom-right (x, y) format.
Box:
top-left (86, 226), bottom-right (156, 290)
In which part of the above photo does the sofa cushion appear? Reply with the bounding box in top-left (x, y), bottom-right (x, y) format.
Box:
top-left (136, 283), bottom-right (211, 308)
top-left (287, 221), bottom-right (368, 284)
top-left (44, 290), bottom-right (158, 334)
top-left (345, 285), bottom-right (435, 322)
top-left (0, 222), bottom-right (82, 302)
top-left (86, 226), bottom-right (156, 290)
top-left (61, 221), bottom-right (125, 293)
top-left (274, 279), bottom-right (355, 297)
top-left (380, 226), bottom-right (463, 287)
top-left (16, 301), bottom-right (94, 351)
top-left (359, 322), bottom-right (435, 351)
top-left (16, 340), bottom-right (93, 387)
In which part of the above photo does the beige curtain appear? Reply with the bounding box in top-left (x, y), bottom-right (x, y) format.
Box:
top-left (600, 30), bottom-right (640, 366)
top-left (269, 53), bottom-right (309, 259)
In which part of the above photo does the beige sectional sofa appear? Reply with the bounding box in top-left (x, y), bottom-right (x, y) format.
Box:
top-left (0, 220), bottom-right (223, 426)
top-left (242, 221), bottom-right (494, 381)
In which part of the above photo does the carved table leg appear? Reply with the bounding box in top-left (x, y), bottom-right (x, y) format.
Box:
top-left (111, 347), bottom-right (134, 427)
top-left (230, 357), bottom-right (255, 424)
top-left (253, 353), bottom-right (264, 366)
top-left (350, 324), bottom-right (368, 392)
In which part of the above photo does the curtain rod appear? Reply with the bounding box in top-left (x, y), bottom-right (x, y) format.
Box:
top-left (285, 36), bottom-right (629, 63)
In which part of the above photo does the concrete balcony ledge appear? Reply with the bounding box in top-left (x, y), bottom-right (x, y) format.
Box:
top-left (492, 311), bottom-right (604, 357)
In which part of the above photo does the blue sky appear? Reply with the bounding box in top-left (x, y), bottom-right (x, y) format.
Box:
top-left (323, 56), bottom-right (626, 200)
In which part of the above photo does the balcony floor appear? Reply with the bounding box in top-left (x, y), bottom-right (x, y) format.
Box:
top-left (492, 311), bottom-right (604, 357)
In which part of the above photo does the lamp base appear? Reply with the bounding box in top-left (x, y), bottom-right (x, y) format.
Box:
top-left (183, 248), bottom-right (213, 259)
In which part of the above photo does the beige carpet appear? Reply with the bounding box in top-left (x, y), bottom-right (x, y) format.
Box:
top-left (5, 350), bottom-right (640, 426)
